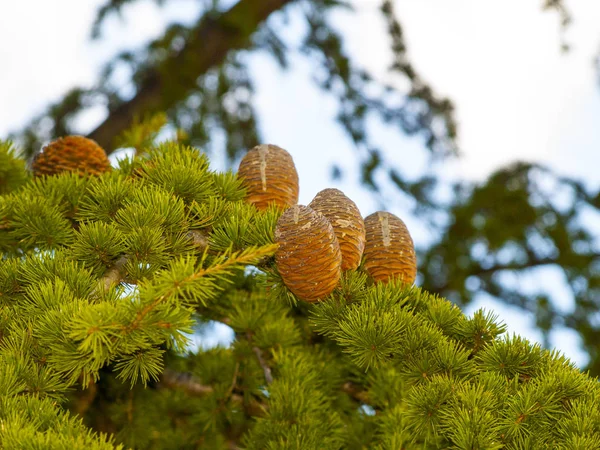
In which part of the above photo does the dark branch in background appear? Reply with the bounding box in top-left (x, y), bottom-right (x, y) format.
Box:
top-left (15, 0), bottom-right (461, 213)
top-left (89, 0), bottom-right (296, 153)
top-left (541, 0), bottom-right (573, 51)
top-left (380, 0), bottom-right (457, 157)
top-left (431, 252), bottom-right (600, 293)
top-left (299, 0), bottom-right (457, 210)
top-left (421, 162), bottom-right (600, 369)
top-left (91, 0), bottom-right (161, 39)
top-left (12, 0), bottom-right (294, 159)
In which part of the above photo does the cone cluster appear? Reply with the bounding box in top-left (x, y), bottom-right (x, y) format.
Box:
top-left (238, 144), bottom-right (418, 302)
top-left (32, 136), bottom-right (111, 177)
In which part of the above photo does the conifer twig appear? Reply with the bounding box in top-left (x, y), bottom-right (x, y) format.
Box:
top-left (246, 331), bottom-right (273, 385)
top-left (92, 255), bottom-right (129, 294)
top-left (187, 230), bottom-right (209, 252)
top-left (124, 244), bottom-right (277, 332)
top-left (225, 362), bottom-right (240, 399)
top-left (252, 346), bottom-right (273, 385)
top-left (342, 382), bottom-right (370, 404)
top-left (92, 230), bottom-right (209, 296)
top-left (126, 391), bottom-right (134, 424)
top-left (160, 369), bottom-right (214, 396)
top-left (74, 378), bottom-right (98, 417)
top-left (159, 368), bottom-right (266, 416)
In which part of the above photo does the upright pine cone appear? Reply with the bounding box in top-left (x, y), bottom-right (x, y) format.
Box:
top-left (308, 188), bottom-right (365, 271)
top-left (275, 205), bottom-right (342, 302)
top-left (32, 136), bottom-right (110, 177)
top-left (363, 211), bottom-right (417, 285)
top-left (237, 144), bottom-right (299, 210)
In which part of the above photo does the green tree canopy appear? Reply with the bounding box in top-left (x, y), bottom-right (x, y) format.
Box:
top-left (1, 141), bottom-right (600, 448)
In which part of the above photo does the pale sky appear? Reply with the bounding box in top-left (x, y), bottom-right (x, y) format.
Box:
top-left (1, 0), bottom-right (599, 365)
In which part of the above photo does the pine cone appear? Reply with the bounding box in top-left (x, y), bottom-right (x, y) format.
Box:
top-left (32, 136), bottom-right (110, 177)
top-left (363, 211), bottom-right (417, 285)
top-left (237, 144), bottom-right (299, 210)
top-left (308, 188), bottom-right (365, 271)
top-left (275, 205), bottom-right (342, 302)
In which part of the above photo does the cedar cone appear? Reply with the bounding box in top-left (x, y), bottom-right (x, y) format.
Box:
top-left (308, 188), bottom-right (365, 271)
top-left (237, 144), bottom-right (299, 210)
top-left (32, 136), bottom-right (110, 177)
top-left (363, 211), bottom-right (417, 285)
top-left (275, 205), bottom-right (342, 302)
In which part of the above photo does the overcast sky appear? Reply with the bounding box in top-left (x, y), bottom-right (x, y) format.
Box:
top-left (1, 0), bottom-right (599, 364)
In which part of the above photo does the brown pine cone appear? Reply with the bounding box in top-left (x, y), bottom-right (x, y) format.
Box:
top-left (275, 205), bottom-right (342, 302)
top-left (237, 144), bottom-right (299, 210)
top-left (363, 211), bottom-right (417, 285)
top-left (32, 136), bottom-right (111, 177)
top-left (308, 188), bottom-right (365, 271)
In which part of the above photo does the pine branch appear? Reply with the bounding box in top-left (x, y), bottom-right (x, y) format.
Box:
top-left (124, 244), bottom-right (277, 333)
top-left (160, 368), bottom-right (214, 396)
top-left (88, 0), bottom-right (296, 152)
top-left (226, 362), bottom-right (240, 399)
top-left (341, 381), bottom-right (370, 405)
top-left (159, 368), bottom-right (266, 418)
top-left (245, 331), bottom-right (273, 385)
top-left (252, 345), bottom-right (273, 385)
top-left (473, 256), bottom-right (570, 276)
top-left (90, 230), bottom-right (210, 295)
top-left (92, 255), bottom-right (129, 294)
top-left (187, 230), bottom-right (209, 252)
top-left (73, 378), bottom-right (98, 417)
